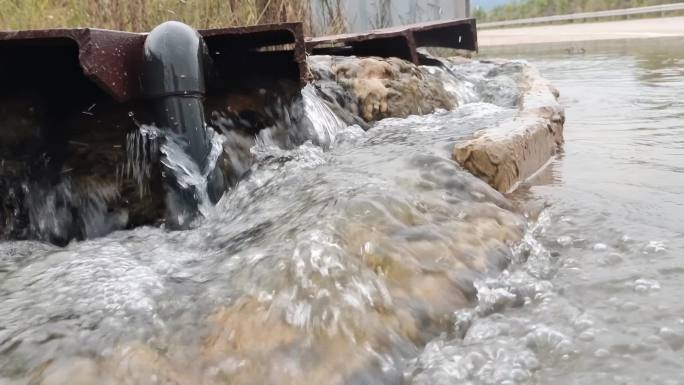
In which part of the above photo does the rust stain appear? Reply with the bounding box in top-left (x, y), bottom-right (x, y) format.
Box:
top-left (0, 22), bottom-right (308, 102)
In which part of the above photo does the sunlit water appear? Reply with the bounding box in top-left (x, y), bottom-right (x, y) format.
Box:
top-left (1, 39), bottom-right (683, 384)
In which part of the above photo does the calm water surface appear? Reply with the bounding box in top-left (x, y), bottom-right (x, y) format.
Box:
top-left (499, 39), bottom-right (684, 383)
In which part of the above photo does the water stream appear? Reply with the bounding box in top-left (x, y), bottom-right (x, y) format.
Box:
top-left (1, 38), bottom-right (683, 384)
top-left (483, 38), bottom-right (684, 384)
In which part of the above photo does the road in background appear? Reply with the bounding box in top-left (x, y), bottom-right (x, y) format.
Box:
top-left (478, 16), bottom-right (684, 47)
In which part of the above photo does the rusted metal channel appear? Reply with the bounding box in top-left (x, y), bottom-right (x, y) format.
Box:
top-left (0, 22), bottom-right (308, 103)
top-left (0, 18), bottom-right (476, 103)
top-left (0, 18), bottom-right (477, 242)
top-left (306, 18), bottom-right (478, 64)
top-left (0, 22), bottom-right (309, 242)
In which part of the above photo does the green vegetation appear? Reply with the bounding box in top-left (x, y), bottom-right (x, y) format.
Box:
top-left (0, 0), bottom-right (346, 34)
top-left (474, 0), bottom-right (682, 22)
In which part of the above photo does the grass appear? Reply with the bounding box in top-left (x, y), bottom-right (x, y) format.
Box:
top-left (0, 0), bottom-right (347, 34)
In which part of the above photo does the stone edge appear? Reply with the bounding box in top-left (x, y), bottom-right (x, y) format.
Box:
top-left (453, 60), bottom-right (565, 193)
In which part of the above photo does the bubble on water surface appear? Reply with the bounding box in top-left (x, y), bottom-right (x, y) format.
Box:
top-left (556, 236), bottom-right (572, 247)
top-left (643, 241), bottom-right (667, 254)
top-left (628, 278), bottom-right (661, 293)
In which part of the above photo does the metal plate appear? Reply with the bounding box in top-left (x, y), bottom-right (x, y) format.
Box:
top-left (306, 18), bottom-right (478, 64)
top-left (0, 22), bottom-right (307, 102)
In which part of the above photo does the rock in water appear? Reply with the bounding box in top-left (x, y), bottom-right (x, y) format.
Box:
top-left (309, 56), bottom-right (455, 122)
top-left (452, 59), bottom-right (565, 193)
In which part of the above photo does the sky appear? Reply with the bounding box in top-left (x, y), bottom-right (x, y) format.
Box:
top-left (472, 0), bottom-right (514, 10)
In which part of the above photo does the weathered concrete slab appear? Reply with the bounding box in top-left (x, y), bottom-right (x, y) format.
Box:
top-left (453, 60), bottom-right (565, 193)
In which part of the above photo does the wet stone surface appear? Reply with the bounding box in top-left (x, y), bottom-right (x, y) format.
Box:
top-left (12, 44), bottom-right (682, 385)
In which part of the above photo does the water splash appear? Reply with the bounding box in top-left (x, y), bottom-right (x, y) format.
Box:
top-left (125, 122), bottom-right (227, 227)
top-left (422, 64), bottom-right (479, 105)
top-left (409, 210), bottom-right (568, 385)
top-left (254, 85), bottom-right (347, 151)
top-left (160, 125), bottom-right (226, 223)
top-left (26, 178), bottom-right (125, 244)
top-left (426, 59), bottom-right (526, 108)
top-left (124, 124), bottom-right (161, 197)
top-left (302, 84), bottom-right (347, 148)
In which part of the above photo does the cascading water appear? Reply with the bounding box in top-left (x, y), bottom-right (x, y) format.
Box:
top-left (0, 58), bottom-right (532, 384)
top-left (3, 40), bottom-right (683, 385)
top-left (251, 84), bottom-right (348, 151)
top-left (122, 84), bottom-right (350, 230)
top-left (301, 84), bottom-right (347, 149)
top-left (423, 62), bottom-right (480, 105)
top-left (24, 177), bottom-right (125, 244)
top-left (159, 126), bottom-right (226, 225)
top-left (124, 124), bottom-right (161, 198)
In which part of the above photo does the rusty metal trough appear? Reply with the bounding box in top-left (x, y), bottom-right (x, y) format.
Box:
top-left (0, 18), bottom-right (477, 104)
top-left (0, 22), bottom-right (310, 240)
top-left (0, 22), bottom-right (307, 102)
top-left (0, 18), bottom-right (477, 243)
top-left (0, 18), bottom-right (477, 114)
top-left (306, 19), bottom-right (478, 64)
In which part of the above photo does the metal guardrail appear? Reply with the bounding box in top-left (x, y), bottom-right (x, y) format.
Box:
top-left (479, 2), bottom-right (684, 28)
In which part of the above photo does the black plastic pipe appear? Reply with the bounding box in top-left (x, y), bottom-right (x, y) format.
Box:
top-left (142, 21), bottom-right (225, 227)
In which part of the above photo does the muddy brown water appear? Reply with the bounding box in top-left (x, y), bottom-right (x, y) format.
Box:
top-left (0, 38), bottom-right (683, 385)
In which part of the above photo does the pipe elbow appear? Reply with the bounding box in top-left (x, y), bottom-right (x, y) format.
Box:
top-left (141, 21), bottom-right (226, 225)
top-left (143, 21), bottom-right (207, 98)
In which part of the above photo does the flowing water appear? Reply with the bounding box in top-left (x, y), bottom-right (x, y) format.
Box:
top-left (0, 38), bottom-right (683, 384)
top-left (478, 38), bottom-right (684, 384)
